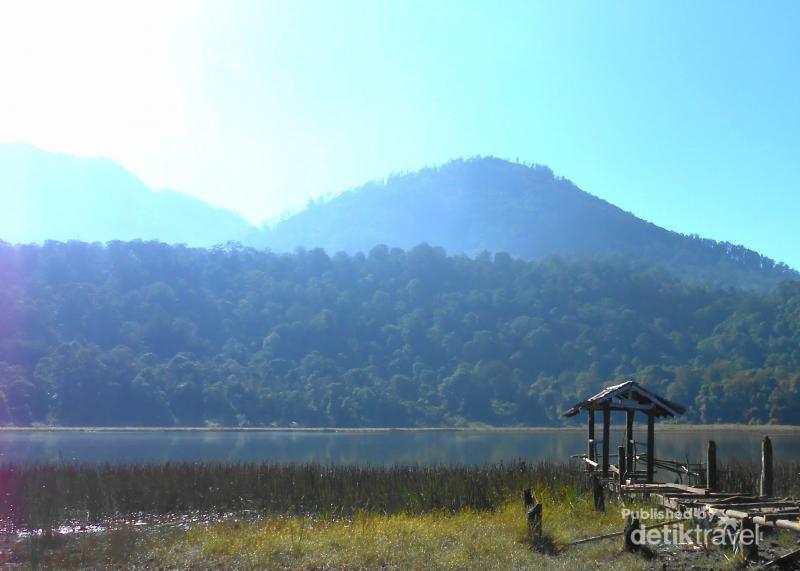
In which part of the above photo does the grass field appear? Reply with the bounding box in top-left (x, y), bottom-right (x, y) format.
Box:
top-left (3, 460), bottom-right (799, 569)
top-left (13, 481), bottom-right (659, 570)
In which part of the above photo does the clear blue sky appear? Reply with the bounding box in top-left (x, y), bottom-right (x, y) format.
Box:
top-left (1, 0), bottom-right (798, 267)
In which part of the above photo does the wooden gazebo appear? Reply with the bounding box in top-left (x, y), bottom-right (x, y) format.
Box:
top-left (563, 380), bottom-right (685, 483)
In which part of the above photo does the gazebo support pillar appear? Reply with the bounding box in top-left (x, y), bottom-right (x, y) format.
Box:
top-left (625, 409), bottom-right (635, 474)
top-left (602, 404), bottom-right (610, 477)
top-left (646, 413), bottom-right (655, 483)
top-left (587, 409), bottom-right (596, 462)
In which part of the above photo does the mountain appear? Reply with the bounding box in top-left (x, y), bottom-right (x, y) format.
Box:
top-left (2, 147), bottom-right (795, 289)
top-left (0, 144), bottom-right (256, 247)
top-left (261, 157), bottom-right (797, 289)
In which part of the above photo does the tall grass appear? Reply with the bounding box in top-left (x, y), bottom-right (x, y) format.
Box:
top-left (0, 460), bottom-right (583, 532)
top-left (716, 459), bottom-right (800, 496)
top-left (2, 459), bottom-right (797, 533)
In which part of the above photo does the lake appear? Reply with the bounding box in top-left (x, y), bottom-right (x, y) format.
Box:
top-left (0, 427), bottom-right (798, 465)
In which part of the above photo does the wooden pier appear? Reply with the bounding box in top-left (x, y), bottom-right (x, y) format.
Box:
top-left (561, 380), bottom-right (800, 566)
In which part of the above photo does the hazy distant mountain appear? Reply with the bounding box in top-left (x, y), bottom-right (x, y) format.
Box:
top-left (261, 157), bottom-right (797, 289)
top-left (0, 144), bottom-right (256, 247)
top-left (1, 147), bottom-right (794, 289)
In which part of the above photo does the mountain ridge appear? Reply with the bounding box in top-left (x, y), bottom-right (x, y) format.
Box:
top-left (259, 157), bottom-right (797, 290)
top-left (0, 146), bottom-right (795, 289)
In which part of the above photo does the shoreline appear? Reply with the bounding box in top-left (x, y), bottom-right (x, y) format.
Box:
top-left (1, 423), bottom-right (798, 433)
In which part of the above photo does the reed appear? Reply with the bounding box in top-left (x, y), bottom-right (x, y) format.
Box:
top-left (0, 460), bottom-right (583, 532)
top-left (2, 459), bottom-right (797, 533)
top-left (716, 458), bottom-right (800, 496)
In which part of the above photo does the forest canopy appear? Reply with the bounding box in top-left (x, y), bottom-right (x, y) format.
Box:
top-left (0, 240), bottom-right (798, 427)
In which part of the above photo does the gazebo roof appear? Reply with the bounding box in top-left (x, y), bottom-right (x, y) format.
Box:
top-left (563, 380), bottom-right (686, 418)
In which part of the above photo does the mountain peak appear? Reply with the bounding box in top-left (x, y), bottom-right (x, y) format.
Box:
top-left (260, 156), bottom-right (796, 290)
top-left (1, 147), bottom-right (794, 289)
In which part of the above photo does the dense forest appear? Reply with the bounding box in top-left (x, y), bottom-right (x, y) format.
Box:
top-left (0, 240), bottom-right (798, 427)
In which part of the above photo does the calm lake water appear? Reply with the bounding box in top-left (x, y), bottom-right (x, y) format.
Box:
top-left (0, 428), bottom-right (798, 465)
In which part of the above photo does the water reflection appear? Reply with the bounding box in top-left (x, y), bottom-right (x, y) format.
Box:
top-left (0, 429), bottom-right (797, 465)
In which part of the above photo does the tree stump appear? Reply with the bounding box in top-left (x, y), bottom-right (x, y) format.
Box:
top-left (522, 488), bottom-right (534, 507)
top-left (624, 513), bottom-right (642, 552)
top-left (527, 502), bottom-right (543, 548)
top-left (737, 517), bottom-right (759, 562)
top-left (592, 475), bottom-right (605, 512)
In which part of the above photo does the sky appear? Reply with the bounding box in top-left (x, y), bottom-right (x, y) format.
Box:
top-left (0, 0), bottom-right (798, 267)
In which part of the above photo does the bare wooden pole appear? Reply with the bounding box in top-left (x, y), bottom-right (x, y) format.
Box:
top-left (618, 445), bottom-right (626, 482)
top-left (761, 436), bottom-right (773, 497)
top-left (602, 404), bottom-right (610, 477)
top-left (703, 505), bottom-right (800, 533)
top-left (765, 546), bottom-right (800, 568)
top-left (625, 409), bottom-right (635, 473)
top-left (646, 413), bottom-right (655, 483)
top-left (706, 440), bottom-right (717, 492)
top-left (567, 519), bottom-right (682, 547)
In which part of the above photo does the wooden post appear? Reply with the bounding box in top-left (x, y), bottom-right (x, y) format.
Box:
top-left (761, 436), bottom-right (773, 498)
top-left (738, 517), bottom-right (759, 561)
top-left (625, 409), bottom-right (635, 474)
top-left (591, 475), bottom-right (605, 512)
top-left (706, 440), bottom-right (717, 492)
top-left (618, 445), bottom-right (626, 482)
top-left (527, 502), bottom-right (543, 547)
top-left (602, 404), bottom-right (610, 477)
top-left (523, 488), bottom-right (533, 508)
top-left (587, 409), bottom-right (596, 463)
top-left (624, 513), bottom-right (642, 552)
top-left (646, 413), bottom-right (655, 483)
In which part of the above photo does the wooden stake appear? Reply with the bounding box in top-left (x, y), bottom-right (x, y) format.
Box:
top-left (523, 488), bottom-right (533, 508)
top-left (738, 517), bottom-right (759, 562)
top-left (625, 408), bottom-right (635, 473)
top-left (527, 502), bottom-right (543, 547)
top-left (592, 475), bottom-right (605, 512)
top-left (646, 413), bottom-right (655, 483)
top-left (602, 404), bottom-right (610, 477)
top-left (761, 436), bottom-right (773, 498)
top-left (706, 440), bottom-right (717, 492)
top-left (623, 513), bottom-right (642, 552)
top-left (588, 409), bottom-right (595, 464)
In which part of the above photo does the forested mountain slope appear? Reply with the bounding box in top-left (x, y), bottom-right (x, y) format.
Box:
top-left (262, 158), bottom-right (796, 290)
top-left (0, 241), bottom-right (798, 427)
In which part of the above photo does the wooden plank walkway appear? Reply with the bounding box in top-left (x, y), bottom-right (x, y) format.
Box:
top-left (572, 441), bottom-right (800, 566)
top-left (615, 482), bottom-right (800, 533)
